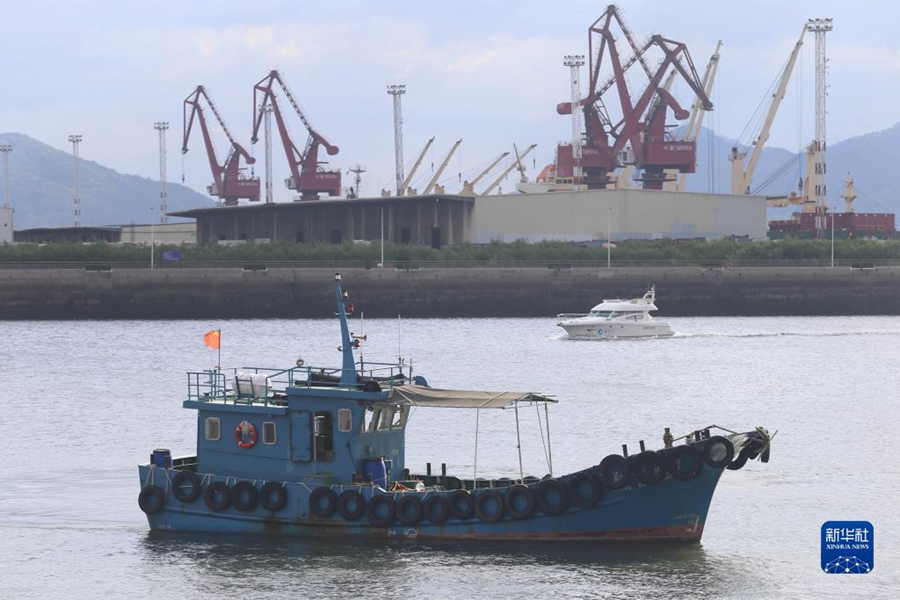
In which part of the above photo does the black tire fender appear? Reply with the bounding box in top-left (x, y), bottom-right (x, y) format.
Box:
top-left (231, 481), bottom-right (259, 512)
top-left (703, 436), bottom-right (736, 468)
top-left (633, 451), bottom-right (667, 485)
top-left (260, 481), bottom-right (288, 512)
top-left (726, 447), bottom-right (753, 471)
top-left (365, 494), bottom-right (396, 527)
top-left (448, 489), bottom-right (474, 521)
top-left (423, 494), bottom-right (451, 524)
top-left (504, 484), bottom-right (536, 520)
top-left (535, 479), bottom-right (570, 515)
top-left (138, 485), bottom-right (165, 514)
top-left (668, 445), bottom-right (704, 481)
top-left (337, 490), bottom-right (366, 521)
top-left (172, 471), bottom-right (202, 504)
top-left (309, 487), bottom-right (337, 518)
top-left (396, 495), bottom-right (423, 526)
top-left (568, 473), bottom-right (603, 509)
top-left (204, 481), bottom-right (231, 511)
top-left (474, 490), bottom-right (505, 523)
top-left (598, 454), bottom-right (632, 490)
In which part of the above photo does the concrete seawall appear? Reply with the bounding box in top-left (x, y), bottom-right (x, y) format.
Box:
top-left (1, 266), bottom-right (899, 319)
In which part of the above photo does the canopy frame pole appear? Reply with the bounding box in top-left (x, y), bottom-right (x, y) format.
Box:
top-left (472, 408), bottom-right (480, 491)
top-left (544, 401), bottom-right (554, 477)
top-left (514, 402), bottom-right (524, 483)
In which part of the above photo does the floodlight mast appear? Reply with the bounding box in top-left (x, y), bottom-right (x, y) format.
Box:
top-left (154, 122), bottom-right (169, 223)
top-left (387, 85), bottom-right (406, 196)
top-left (68, 134), bottom-right (82, 226)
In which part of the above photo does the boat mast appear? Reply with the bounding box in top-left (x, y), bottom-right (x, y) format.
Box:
top-left (334, 273), bottom-right (359, 386)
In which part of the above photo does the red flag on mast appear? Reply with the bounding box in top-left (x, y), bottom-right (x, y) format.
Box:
top-left (203, 329), bottom-right (221, 350)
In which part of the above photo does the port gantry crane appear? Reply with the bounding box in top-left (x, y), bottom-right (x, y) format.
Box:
top-left (557, 4), bottom-right (712, 190)
top-left (399, 137), bottom-right (435, 196)
top-left (729, 27), bottom-right (807, 196)
top-left (251, 70), bottom-right (341, 200)
top-left (182, 85), bottom-right (260, 205)
top-left (482, 144), bottom-right (537, 196)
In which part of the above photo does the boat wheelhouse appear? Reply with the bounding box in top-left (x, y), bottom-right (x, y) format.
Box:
top-left (138, 274), bottom-right (770, 540)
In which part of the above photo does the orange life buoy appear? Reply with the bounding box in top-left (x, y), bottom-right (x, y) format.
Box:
top-left (234, 421), bottom-right (258, 449)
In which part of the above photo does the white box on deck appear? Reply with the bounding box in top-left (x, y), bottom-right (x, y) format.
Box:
top-left (234, 372), bottom-right (270, 398)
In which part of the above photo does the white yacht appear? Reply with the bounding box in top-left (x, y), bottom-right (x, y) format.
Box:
top-left (557, 286), bottom-right (674, 339)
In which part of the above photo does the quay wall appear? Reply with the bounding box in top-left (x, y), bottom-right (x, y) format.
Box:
top-left (1, 266), bottom-right (899, 319)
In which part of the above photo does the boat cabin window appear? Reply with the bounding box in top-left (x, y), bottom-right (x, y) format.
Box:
top-left (363, 406), bottom-right (378, 433)
top-left (361, 405), bottom-right (406, 433)
top-left (391, 406), bottom-right (409, 429)
top-left (262, 422), bottom-right (277, 445)
top-left (314, 411), bottom-right (334, 462)
top-left (377, 407), bottom-right (394, 431)
top-left (205, 417), bottom-right (221, 441)
top-left (590, 310), bottom-right (613, 318)
top-left (338, 408), bottom-right (353, 432)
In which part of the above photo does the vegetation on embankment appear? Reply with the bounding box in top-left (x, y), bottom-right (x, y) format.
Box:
top-left (4, 238), bottom-right (900, 264)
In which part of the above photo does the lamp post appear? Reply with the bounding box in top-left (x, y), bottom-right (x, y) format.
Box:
top-left (150, 207), bottom-right (155, 270)
top-left (830, 210), bottom-right (835, 268)
top-left (380, 206), bottom-right (385, 267)
top-left (607, 206), bottom-right (612, 268)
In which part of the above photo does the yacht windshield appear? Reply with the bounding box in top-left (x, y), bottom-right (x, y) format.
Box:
top-left (590, 310), bottom-right (614, 317)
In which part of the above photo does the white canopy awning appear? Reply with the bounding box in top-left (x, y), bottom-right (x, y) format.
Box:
top-left (386, 385), bottom-right (554, 409)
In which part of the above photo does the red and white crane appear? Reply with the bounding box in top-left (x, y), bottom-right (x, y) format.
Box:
top-left (182, 85), bottom-right (260, 205)
top-left (251, 70), bottom-right (341, 200)
top-left (556, 5), bottom-right (712, 190)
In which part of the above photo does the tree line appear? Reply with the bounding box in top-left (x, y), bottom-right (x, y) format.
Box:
top-left (4, 238), bottom-right (900, 264)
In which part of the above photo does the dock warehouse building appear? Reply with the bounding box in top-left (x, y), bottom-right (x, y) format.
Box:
top-left (171, 189), bottom-right (767, 246)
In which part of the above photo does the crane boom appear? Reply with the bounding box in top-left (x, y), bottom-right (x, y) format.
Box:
top-left (423, 139), bottom-right (461, 195)
top-left (676, 40), bottom-right (722, 191)
top-left (482, 144), bottom-right (536, 195)
top-left (400, 137), bottom-right (435, 194)
top-left (251, 70), bottom-right (341, 199)
top-left (731, 27), bottom-right (806, 194)
top-left (182, 85), bottom-right (259, 204)
top-left (469, 152), bottom-right (510, 187)
top-left (684, 40), bottom-right (722, 144)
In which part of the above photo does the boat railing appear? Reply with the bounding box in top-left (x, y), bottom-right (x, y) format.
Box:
top-left (187, 361), bottom-right (410, 403)
top-left (187, 367), bottom-right (295, 407)
top-left (291, 360), bottom-right (410, 390)
top-left (556, 312), bottom-right (588, 319)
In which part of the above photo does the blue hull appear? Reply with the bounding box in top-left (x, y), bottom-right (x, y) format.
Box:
top-left (138, 464), bottom-right (724, 542)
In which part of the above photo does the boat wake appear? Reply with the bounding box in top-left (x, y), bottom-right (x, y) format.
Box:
top-left (673, 330), bottom-right (900, 340)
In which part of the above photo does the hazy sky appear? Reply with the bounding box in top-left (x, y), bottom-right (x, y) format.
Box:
top-left (1, 1), bottom-right (897, 201)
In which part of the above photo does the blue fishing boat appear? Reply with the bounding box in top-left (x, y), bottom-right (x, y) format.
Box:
top-left (138, 273), bottom-right (772, 541)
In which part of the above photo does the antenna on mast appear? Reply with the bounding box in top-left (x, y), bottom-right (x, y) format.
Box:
top-left (348, 164), bottom-right (366, 198)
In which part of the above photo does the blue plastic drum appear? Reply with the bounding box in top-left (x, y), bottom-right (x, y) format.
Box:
top-left (152, 448), bottom-right (172, 468)
top-left (363, 457), bottom-right (388, 489)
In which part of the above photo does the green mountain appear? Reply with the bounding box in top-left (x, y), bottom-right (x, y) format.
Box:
top-left (0, 132), bottom-right (214, 229)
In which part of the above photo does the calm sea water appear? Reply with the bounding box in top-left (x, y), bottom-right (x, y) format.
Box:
top-left (1, 316), bottom-right (898, 599)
